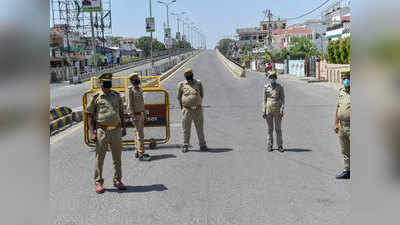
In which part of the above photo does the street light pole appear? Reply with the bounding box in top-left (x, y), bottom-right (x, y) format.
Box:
top-left (157, 0), bottom-right (176, 64)
top-left (149, 0), bottom-right (154, 68)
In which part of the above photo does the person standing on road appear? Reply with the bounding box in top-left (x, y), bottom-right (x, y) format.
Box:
top-left (334, 71), bottom-right (351, 179)
top-left (86, 73), bottom-right (127, 194)
top-left (177, 68), bottom-right (208, 153)
top-left (262, 71), bottom-right (285, 152)
top-left (126, 74), bottom-right (151, 161)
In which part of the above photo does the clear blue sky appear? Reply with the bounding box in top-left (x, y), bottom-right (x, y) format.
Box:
top-left (111, 0), bottom-right (337, 49)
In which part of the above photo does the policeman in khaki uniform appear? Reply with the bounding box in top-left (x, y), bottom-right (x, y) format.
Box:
top-left (126, 74), bottom-right (151, 161)
top-left (334, 71), bottom-right (350, 179)
top-left (262, 71), bottom-right (285, 152)
top-left (86, 73), bottom-right (127, 194)
top-left (177, 68), bottom-right (207, 153)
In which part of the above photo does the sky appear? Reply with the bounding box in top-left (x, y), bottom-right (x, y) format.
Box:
top-left (104, 0), bottom-right (343, 49)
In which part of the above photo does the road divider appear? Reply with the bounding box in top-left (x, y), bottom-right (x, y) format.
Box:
top-left (50, 106), bottom-right (83, 135)
top-left (216, 49), bottom-right (246, 78)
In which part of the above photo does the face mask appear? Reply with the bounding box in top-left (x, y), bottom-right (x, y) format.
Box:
top-left (343, 79), bottom-right (350, 87)
top-left (185, 74), bottom-right (193, 81)
top-left (102, 81), bottom-right (112, 89)
top-left (133, 79), bottom-right (141, 85)
top-left (269, 79), bottom-right (276, 84)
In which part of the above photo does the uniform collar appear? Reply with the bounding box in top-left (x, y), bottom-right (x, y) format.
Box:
top-left (99, 89), bottom-right (114, 97)
top-left (185, 79), bottom-right (196, 85)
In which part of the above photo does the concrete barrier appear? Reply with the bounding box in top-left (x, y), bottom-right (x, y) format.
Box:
top-left (49, 106), bottom-right (82, 135)
top-left (216, 49), bottom-right (246, 78)
top-left (50, 114), bottom-right (74, 134)
top-left (50, 106), bottom-right (72, 122)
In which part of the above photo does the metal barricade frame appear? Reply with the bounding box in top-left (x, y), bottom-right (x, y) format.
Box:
top-left (82, 74), bottom-right (170, 147)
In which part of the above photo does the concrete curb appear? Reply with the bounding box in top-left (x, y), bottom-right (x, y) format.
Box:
top-left (80, 52), bottom-right (195, 83)
top-left (72, 111), bottom-right (83, 123)
top-left (50, 114), bottom-right (74, 134)
top-left (160, 51), bottom-right (200, 81)
top-left (49, 106), bottom-right (83, 135)
top-left (143, 51), bottom-right (201, 88)
top-left (50, 106), bottom-right (72, 122)
top-left (216, 49), bottom-right (246, 78)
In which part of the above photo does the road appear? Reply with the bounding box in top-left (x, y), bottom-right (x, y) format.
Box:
top-left (50, 50), bottom-right (349, 225)
top-left (50, 52), bottom-right (192, 109)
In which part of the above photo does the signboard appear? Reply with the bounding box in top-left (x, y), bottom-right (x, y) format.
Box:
top-left (176, 32), bottom-right (181, 40)
top-left (182, 34), bottom-right (187, 41)
top-left (144, 105), bottom-right (167, 126)
top-left (82, 0), bottom-right (102, 12)
top-left (146, 17), bottom-right (155, 32)
top-left (166, 38), bottom-right (173, 49)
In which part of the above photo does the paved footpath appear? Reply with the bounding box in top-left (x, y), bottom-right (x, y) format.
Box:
top-left (50, 50), bottom-right (349, 225)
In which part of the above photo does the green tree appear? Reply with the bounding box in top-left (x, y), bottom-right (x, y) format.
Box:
top-left (89, 54), bottom-right (105, 65)
top-left (280, 48), bottom-right (289, 60)
top-left (135, 36), bottom-right (166, 57)
top-left (173, 40), bottom-right (192, 49)
top-left (340, 37), bottom-right (350, 64)
top-left (327, 40), bottom-right (337, 63)
top-left (288, 36), bottom-right (318, 59)
top-left (216, 38), bottom-right (235, 56)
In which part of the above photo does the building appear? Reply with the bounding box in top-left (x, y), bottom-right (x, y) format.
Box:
top-left (324, 6), bottom-right (351, 41)
top-left (236, 19), bottom-right (287, 47)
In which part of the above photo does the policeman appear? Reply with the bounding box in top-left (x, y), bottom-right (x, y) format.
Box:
top-left (177, 68), bottom-right (207, 153)
top-left (86, 73), bottom-right (127, 194)
top-left (262, 71), bottom-right (285, 152)
top-left (126, 74), bottom-right (151, 161)
top-left (334, 70), bottom-right (350, 179)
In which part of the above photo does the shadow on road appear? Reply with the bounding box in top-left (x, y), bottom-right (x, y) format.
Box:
top-left (105, 184), bottom-right (168, 193)
top-left (189, 148), bottom-right (233, 153)
top-left (154, 144), bottom-right (182, 149)
top-left (284, 148), bottom-right (312, 152)
top-left (150, 154), bottom-right (177, 161)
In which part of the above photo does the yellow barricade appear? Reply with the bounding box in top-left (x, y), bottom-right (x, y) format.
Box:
top-left (82, 74), bottom-right (170, 148)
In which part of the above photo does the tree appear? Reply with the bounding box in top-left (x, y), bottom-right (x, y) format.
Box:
top-left (89, 54), bottom-right (105, 66)
top-left (280, 48), bottom-right (289, 60)
top-left (288, 36), bottom-right (319, 59)
top-left (216, 38), bottom-right (235, 56)
top-left (135, 36), bottom-right (166, 57)
top-left (340, 37), bottom-right (350, 64)
top-left (326, 38), bottom-right (350, 64)
top-left (173, 40), bottom-right (192, 49)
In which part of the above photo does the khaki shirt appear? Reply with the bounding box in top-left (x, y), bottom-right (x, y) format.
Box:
top-left (177, 79), bottom-right (203, 107)
top-left (263, 83), bottom-right (285, 113)
top-left (126, 86), bottom-right (145, 115)
top-left (86, 90), bottom-right (122, 126)
top-left (337, 87), bottom-right (350, 122)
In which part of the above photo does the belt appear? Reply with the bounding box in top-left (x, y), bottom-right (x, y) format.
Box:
top-left (134, 111), bottom-right (144, 115)
top-left (340, 120), bottom-right (350, 126)
top-left (183, 105), bottom-right (201, 110)
top-left (268, 106), bottom-right (281, 110)
top-left (97, 124), bottom-right (121, 130)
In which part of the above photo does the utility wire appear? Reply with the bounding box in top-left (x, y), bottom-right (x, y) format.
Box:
top-left (282, 0), bottom-right (332, 21)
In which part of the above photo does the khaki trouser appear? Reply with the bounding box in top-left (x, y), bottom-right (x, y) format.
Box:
top-left (266, 110), bottom-right (283, 147)
top-left (182, 108), bottom-right (206, 147)
top-left (133, 114), bottom-right (145, 154)
top-left (94, 128), bottom-right (122, 185)
top-left (339, 122), bottom-right (350, 171)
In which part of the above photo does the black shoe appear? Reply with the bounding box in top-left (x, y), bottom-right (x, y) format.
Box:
top-left (182, 146), bottom-right (189, 153)
top-left (135, 152), bottom-right (139, 158)
top-left (266, 146), bottom-right (273, 152)
top-left (336, 170), bottom-right (350, 179)
top-left (200, 146), bottom-right (208, 151)
top-left (278, 146), bottom-right (284, 152)
top-left (138, 153), bottom-right (151, 161)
